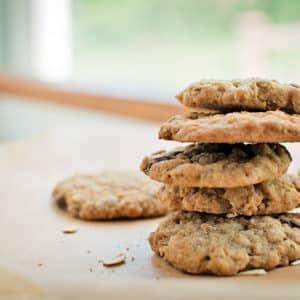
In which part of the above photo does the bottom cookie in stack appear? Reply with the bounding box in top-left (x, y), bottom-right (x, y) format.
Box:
top-left (149, 211), bottom-right (300, 276)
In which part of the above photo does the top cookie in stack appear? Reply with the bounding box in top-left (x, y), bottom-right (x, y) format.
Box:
top-left (159, 78), bottom-right (300, 143)
top-left (177, 78), bottom-right (300, 113)
top-left (141, 78), bottom-right (300, 276)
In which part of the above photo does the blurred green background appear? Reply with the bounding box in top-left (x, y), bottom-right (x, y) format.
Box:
top-left (74, 0), bottom-right (300, 43)
top-left (72, 0), bottom-right (300, 88)
top-left (1, 0), bottom-right (300, 92)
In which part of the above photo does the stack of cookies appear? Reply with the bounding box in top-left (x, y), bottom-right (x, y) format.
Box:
top-left (141, 78), bottom-right (300, 276)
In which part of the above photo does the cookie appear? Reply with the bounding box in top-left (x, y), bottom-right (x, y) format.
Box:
top-left (141, 143), bottom-right (291, 188)
top-left (52, 170), bottom-right (168, 220)
top-left (149, 211), bottom-right (300, 276)
top-left (159, 111), bottom-right (300, 143)
top-left (158, 175), bottom-right (300, 216)
top-left (177, 78), bottom-right (300, 113)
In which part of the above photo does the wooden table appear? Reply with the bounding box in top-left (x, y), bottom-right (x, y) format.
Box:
top-left (1, 127), bottom-right (300, 300)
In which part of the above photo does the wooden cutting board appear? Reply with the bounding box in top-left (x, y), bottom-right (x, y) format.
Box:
top-left (1, 128), bottom-right (300, 300)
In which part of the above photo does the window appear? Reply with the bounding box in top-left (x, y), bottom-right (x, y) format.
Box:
top-left (1, 0), bottom-right (300, 101)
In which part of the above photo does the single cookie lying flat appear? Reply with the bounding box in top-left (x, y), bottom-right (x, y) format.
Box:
top-left (53, 171), bottom-right (168, 220)
top-left (177, 78), bottom-right (300, 113)
top-left (141, 143), bottom-right (291, 188)
top-left (149, 211), bottom-right (300, 276)
top-left (159, 111), bottom-right (300, 143)
top-left (159, 176), bottom-right (300, 216)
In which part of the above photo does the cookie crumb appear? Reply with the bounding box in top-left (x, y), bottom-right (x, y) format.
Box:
top-left (291, 259), bottom-right (300, 266)
top-left (62, 226), bottom-right (78, 234)
top-left (239, 269), bottom-right (267, 276)
top-left (226, 213), bottom-right (237, 218)
top-left (102, 253), bottom-right (126, 267)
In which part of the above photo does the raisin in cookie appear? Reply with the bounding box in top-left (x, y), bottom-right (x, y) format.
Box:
top-left (53, 170), bottom-right (168, 220)
top-left (158, 175), bottom-right (300, 216)
top-left (141, 143), bottom-right (291, 188)
top-left (149, 211), bottom-right (300, 276)
top-left (177, 78), bottom-right (300, 113)
top-left (159, 111), bottom-right (300, 143)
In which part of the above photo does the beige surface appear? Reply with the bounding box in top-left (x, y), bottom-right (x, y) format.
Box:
top-left (1, 128), bottom-right (300, 299)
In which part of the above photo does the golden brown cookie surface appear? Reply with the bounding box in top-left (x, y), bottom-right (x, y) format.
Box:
top-left (158, 175), bottom-right (300, 216)
top-left (149, 211), bottom-right (300, 276)
top-left (159, 111), bottom-right (300, 143)
top-left (141, 143), bottom-right (291, 188)
top-left (177, 78), bottom-right (300, 113)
